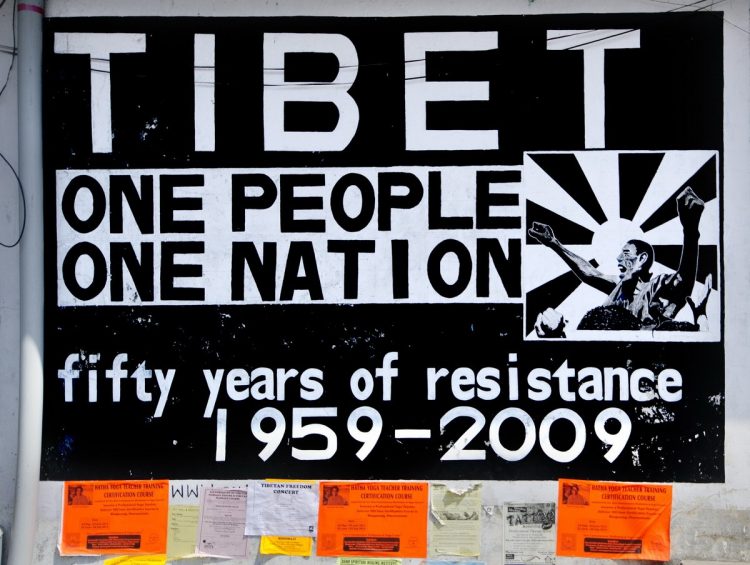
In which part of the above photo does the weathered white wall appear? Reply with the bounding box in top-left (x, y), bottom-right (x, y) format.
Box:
top-left (0, 0), bottom-right (20, 562)
top-left (2, 1), bottom-right (749, 564)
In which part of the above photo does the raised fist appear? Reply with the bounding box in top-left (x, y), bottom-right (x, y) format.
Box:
top-left (528, 221), bottom-right (555, 245)
top-left (534, 308), bottom-right (567, 338)
top-left (676, 186), bottom-right (705, 232)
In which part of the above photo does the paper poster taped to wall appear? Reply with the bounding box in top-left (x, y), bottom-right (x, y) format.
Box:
top-left (245, 479), bottom-right (318, 536)
top-left (429, 484), bottom-right (482, 557)
top-left (338, 559), bottom-right (402, 565)
top-left (196, 488), bottom-right (249, 558)
top-left (166, 504), bottom-right (199, 560)
top-left (42, 13), bottom-right (724, 483)
top-left (555, 479), bottom-right (672, 561)
top-left (103, 556), bottom-right (167, 565)
top-left (59, 480), bottom-right (169, 556)
top-left (502, 502), bottom-right (556, 565)
top-left (260, 536), bottom-right (313, 556)
top-left (317, 482), bottom-right (428, 557)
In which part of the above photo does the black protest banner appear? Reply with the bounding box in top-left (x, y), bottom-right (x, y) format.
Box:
top-left (43, 14), bottom-right (723, 481)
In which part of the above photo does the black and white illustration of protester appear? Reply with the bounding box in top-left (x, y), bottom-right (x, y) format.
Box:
top-left (523, 151), bottom-right (719, 339)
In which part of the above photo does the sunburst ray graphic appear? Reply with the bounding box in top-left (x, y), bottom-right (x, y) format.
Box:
top-left (523, 150), bottom-right (719, 339)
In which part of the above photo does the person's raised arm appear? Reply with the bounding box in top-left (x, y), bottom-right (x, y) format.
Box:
top-left (674, 186), bottom-right (704, 300)
top-left (528, 222), bottom-right (617, 294)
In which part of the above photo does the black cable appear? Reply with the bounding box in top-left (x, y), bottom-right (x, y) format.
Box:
top-left (0, 0), bottom-right (25, 248)
top-left (557, 0), bottom-right (733, 51)
top-left (0, 150), bottom-right (26, 248)
top-left (0, 0), bottom-right (16, 99)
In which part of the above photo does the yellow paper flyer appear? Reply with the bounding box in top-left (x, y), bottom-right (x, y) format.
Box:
top-left (166, 504), bottom-right (199, 559)
top-left (103, 555), bottom-right (166, 565)
top-left (260, 536), bottom-right (313, 556)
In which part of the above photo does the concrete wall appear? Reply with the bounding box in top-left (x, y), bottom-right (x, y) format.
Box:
top-left (2, 1), bottom-right (750, 564)
top-left (0, 0), bottom-right (20, 562)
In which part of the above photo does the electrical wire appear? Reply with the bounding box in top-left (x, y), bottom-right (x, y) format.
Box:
top-left (0, 150), bottom-right (25, 248)
top-left (0, 0), bottom-right (25, 248)
top-left (0, 0), bottom-right (732, 248)
top-left (0, 0), bottom-right (16, 97)
top-left (77, 0), bottom-right (740, 85)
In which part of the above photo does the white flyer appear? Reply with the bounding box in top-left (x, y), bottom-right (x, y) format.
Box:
top-left (197, 488), bottom-right (249, 558)
top-left (503, 503), bottom-right (556, 565)
top-left (245, 480), bottom-right (318, 536)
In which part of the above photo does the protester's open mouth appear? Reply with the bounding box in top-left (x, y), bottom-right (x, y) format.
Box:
top-left (618, 265), bottom-right (626, 273)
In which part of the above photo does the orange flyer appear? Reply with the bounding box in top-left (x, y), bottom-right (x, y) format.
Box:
top-left (317, 482), bottom-right (428, 558)
top-left (556, 479), bottom-right (672, 561)
top-left (60, 480), bottom-right (169, 556)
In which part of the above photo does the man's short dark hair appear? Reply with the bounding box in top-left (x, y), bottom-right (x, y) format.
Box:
top-left (626, 239), bottom-right (654, 279)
